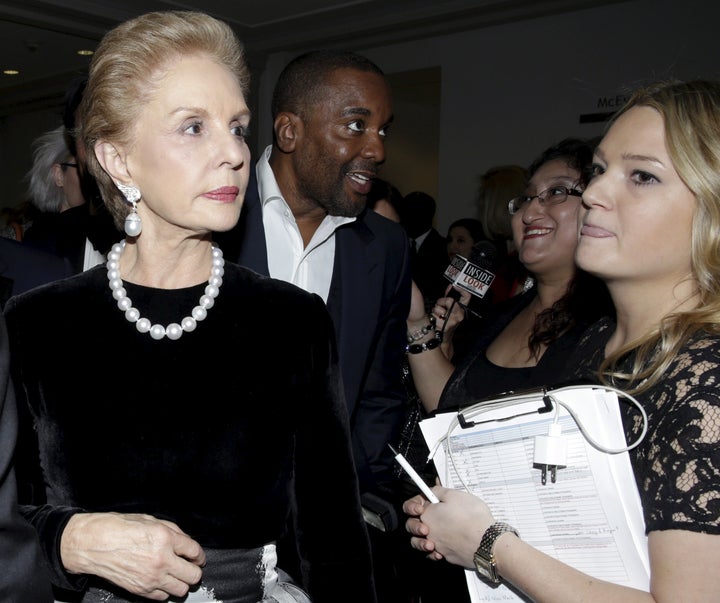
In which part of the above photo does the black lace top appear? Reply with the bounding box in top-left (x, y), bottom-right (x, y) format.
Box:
top-left (572, 317), bottom-right (720, 535)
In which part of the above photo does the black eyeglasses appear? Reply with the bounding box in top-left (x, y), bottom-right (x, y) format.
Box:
top-left (60, 162), bottom-right (78, 169)
top-left (508, 185), bottom-right (583, 215)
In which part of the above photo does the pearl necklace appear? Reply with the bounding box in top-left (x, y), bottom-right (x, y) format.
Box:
top-left (106, 240), bottom-right (224, 340)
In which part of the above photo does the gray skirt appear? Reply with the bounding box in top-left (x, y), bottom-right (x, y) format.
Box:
top-left (54, 544), bottom-right (311, 603)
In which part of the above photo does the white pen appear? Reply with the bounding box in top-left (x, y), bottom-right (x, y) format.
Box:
top-left (388, 444), bottom-right (440, 503)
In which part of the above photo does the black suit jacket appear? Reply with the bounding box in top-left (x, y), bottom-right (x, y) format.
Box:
top-left (22, 204), bottom-right (120, 275)
top-left (413, 227), bottom-right (449, 304)
top-left (217, 167), bottom-right (412, 492)
top-left (0, 237), bottom-right (72, 308)
top-left (0, 309), bottom-right (53, 602)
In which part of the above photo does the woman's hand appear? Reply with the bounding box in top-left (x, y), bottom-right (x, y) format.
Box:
top-left (407, 280), bottom-right (429, 327)
top-left (429, 286), bottom-right (471, 358)
top-left (403, 486), bottom-right (495, 568)
top-left (402, 493), bottom-right (444, 561)
top-left (61, 512), bottom-right (206, 600)
top-left (431, 286), bottom-right (470, 335)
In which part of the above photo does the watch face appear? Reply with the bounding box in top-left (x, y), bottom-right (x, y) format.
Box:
top-left (473, 552), bottom-right (499, 583)
top-left (474, 522), bottom-right (519, 584)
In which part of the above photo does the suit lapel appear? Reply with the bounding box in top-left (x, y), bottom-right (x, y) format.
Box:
top-left (235, 169), bottom-right (270, 276)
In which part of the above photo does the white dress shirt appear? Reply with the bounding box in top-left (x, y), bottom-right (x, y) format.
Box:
top-left (256, 146), bottom-right (355, 302)
top-left (413, 229), bottom-right (431, 250)
top-left (82, 238), bottom-right (105, 271)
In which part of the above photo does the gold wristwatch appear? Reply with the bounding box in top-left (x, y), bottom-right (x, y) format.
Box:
top-left (473, 522), bottom-right (519, 584)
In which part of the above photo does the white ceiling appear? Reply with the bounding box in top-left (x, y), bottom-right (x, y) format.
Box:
top-left (0, 0), bottom-right (624, 116)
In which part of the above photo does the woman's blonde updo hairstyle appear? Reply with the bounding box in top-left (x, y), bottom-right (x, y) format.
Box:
top-left (79, 11), bottom-right (249, 230)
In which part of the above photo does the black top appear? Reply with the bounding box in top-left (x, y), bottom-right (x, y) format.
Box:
top-left (439, 290), bottom-right (592, 412)
top-left (5, 260), bottom-right (375, 602)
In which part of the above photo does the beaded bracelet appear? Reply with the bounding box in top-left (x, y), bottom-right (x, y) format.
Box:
top-left (407, 314), bottom-right (437, 343)
top-left (406, 330), bottom-right (443, 354)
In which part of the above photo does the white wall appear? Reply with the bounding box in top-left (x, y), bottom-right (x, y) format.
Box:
top-left (255, 0), bottom-right (718, 234)
top-left (2, 0), bottom-right (717, 238)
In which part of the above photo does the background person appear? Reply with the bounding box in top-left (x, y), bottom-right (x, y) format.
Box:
top-left (404, 79), bottom-right (720, 602)
top-left (445, 217), bottom-right (486, 262)
top-left (397, 190), bottom-right (449, 308)
top-left (442, 216), bottom-right (494, 352)
top-left (367, 176), bottom-right (403, 222)
top-left (22, 125), bottom-right (113, 272)
top-left (60, 74), bottom-right (120, 262)
top-left (24, 126), bottom-right (86, 215)
top-left (0, 200), bottom-right (38, 241)
top-left (475, 164), bottom-right (530, 303)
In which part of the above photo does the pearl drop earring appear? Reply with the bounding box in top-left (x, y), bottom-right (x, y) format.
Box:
top-left (116, 182), bottom-right (142, 237)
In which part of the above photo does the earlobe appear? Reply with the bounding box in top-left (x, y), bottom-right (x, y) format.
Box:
top-left (51, 163), bottom-right (64, 188)
top-left (274, 112), bottom-right (301, 152)
top-left (95, 141), bottom-right (130, 183)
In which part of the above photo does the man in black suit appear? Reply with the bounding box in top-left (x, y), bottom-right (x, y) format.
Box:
top-left (0, 308), bottom-right (53, 601)
top-left (216, 50), bottom-right (412, 601)
top-left (0, 236), bottom-right (72, 307)
top-left (398, 191), bottom-right (449, 307)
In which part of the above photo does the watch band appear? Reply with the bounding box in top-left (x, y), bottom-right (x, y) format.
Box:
top-left (473, 522), bottom-right (519, 584)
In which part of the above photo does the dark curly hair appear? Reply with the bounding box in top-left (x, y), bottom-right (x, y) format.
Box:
top-left (527, 136), bottom-right (596, 185)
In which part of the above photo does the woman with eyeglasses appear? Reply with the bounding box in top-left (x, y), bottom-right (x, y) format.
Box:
top-left (22, 125), bottom-right (117, 272)
top-left (405, 137), bottom-right (614, 416)
top-left (400, 138), bottom-right (613, 603)
top-left (23, 126), bottom-right (86, 216)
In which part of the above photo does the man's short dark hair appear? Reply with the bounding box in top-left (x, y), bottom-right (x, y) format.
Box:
top-left (271, 49), bottom-right (384, 121)
top-left (400, 190), bottom-right (436, 227)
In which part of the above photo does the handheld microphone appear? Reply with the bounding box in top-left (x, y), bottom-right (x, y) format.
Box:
top-left (443, 241), bottom-right (498, 302)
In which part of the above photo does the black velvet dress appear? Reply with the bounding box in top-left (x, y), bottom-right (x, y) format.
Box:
top-left (5, 260), bottom-right (375, 603)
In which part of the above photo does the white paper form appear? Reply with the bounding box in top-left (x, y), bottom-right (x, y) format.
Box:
top-left (420, 387), bottom-right (650, 602)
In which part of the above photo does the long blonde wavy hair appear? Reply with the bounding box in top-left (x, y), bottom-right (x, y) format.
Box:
top-left (599, 79), bottom-right (720, 394)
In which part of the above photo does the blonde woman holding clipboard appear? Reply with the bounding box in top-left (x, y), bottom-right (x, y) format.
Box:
top-left (403, 79), bottom-right (720, 602)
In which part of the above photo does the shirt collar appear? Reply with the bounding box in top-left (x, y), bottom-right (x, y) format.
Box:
top-left (256, 145), bottom-right (356, 228)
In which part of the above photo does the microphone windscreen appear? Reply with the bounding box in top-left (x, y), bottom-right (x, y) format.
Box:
top-left (467, 240), bottom-right (498, 269)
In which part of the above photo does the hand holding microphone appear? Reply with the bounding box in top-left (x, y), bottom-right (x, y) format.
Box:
top-left (439, 241), bottom-right (498, 321)
top-left (443, 241), bottom-right (498, 301)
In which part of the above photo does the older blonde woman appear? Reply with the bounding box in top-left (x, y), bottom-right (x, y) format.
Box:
top-left (7, 11), bottom-right (374, 603)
